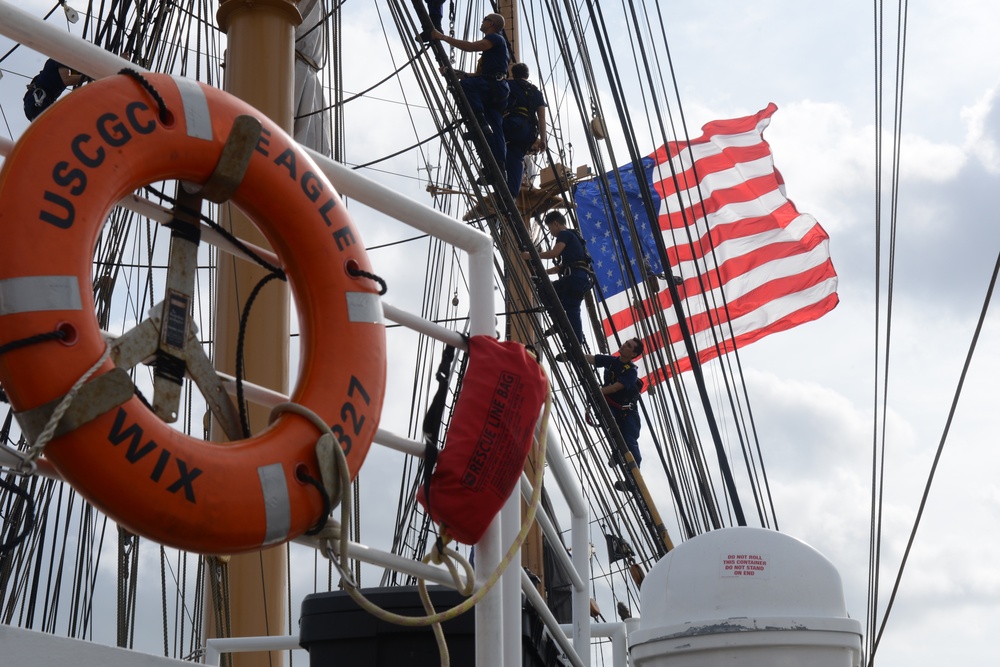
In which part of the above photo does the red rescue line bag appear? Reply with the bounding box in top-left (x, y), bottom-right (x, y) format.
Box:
top-left (417, 335), bottom-right (548, 544)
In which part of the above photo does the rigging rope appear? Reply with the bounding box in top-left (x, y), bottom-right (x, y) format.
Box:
top-left (0, 477), bottom-right (35, 556)
top-left (866, 0), bottom-right (911, 663)
top-left (870, 251), bottom-right (999, 660)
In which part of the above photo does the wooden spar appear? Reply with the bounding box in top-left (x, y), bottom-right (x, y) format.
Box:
top-left (205, 2), bottom-right (301, 666)
top-left (622, 452), bottom-right (675, 552)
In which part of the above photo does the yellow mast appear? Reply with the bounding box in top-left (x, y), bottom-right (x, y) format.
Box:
top-left (206, 2), bottom-right (301, 666)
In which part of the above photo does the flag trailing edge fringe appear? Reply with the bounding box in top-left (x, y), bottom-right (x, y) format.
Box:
top-left (574, 103), bottom-right (838, 387)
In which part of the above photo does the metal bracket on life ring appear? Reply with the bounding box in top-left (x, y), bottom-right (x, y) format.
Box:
top-left (111, 191), bottom-right (240, 437)
top-left (109, 115), bottom-right (265, 436)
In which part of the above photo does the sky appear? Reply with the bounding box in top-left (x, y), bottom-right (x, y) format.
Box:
top-left (2, 1), bottom-right (1000, 666)
top-left (642, 2), bottom-right (1000, 666)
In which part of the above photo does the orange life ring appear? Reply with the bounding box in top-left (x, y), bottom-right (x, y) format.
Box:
top-left (0, 72), bottom-right (386, 554)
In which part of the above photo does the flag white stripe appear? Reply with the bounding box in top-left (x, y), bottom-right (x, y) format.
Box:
top-left (658, 190), bottom-right (819, 270)
top-left (657, 125), bottom-right (772, 173)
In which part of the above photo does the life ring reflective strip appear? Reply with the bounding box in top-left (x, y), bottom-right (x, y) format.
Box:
top-left (0, 72), bottom-right (386, 554)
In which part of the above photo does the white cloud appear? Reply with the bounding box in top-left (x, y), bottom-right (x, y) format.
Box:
top-left (764, 100), bottom-right (973, 237)
top-left (961, 84), bottom-right (1000, 174)
top-left (897, 132), bottom-right (968, 182)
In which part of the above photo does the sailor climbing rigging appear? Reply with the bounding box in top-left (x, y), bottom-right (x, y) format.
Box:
top-left (418, 0), bottom-right (444, 41)
top-left (523, 210), bottom-right (595, 345)
top-left (431, 13), bottom-right (510, 181)
top-left (503, 62), bottom-right (547, 196)
top-left (559, 337), bottom-right (645, 489)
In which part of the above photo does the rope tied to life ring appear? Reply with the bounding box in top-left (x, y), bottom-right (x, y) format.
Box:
top-left (27, 341), bottom-right (111, 464)
top-left (117, 68), bottom-right (171, 124)
top-left (345, 264), bottom-right (388, 296)
top-left (266, 402), bottom-right (347, 536)
top-left (8, 341), bottom-right (112, 476)
top-left (0, 328), bottom-right (69, 357)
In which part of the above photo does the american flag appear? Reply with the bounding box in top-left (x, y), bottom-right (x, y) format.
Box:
top-left (575, 104), bottom-right (838, 386)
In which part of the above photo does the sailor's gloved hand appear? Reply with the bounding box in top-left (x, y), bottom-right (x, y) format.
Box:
top-left (554, 353), bottom-right (569, 363)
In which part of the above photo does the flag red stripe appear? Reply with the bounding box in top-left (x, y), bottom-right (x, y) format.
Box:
top-left (648, 103), bottom-right (779, 156)
top-left (656, 172), bottom-right (784, 231)
top-left (663, 203), bottom-right (802, 266)
top-left (603, 258), bottom-right (835, 361)
top-left (635, 259), bottom-right (838, 347)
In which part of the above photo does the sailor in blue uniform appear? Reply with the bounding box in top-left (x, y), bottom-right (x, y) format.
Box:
top-left (590, 338), bottom-right (645, 468)
top-left (503, 63), bottom-right (547, 196)
top-left (419, 0), bottom-right (444, 40)
top-left (23, 59), bottom-right (83, 121)
top-left (576, 338), bottom-right (645, 476)
top-left (523, 210), bottom-right (594, 345)
top-left (432, 14), bottom-right (510, 179)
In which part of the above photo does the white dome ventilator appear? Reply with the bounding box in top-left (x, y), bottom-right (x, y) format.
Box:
top-left (630, 527), bottom-right (862, 667)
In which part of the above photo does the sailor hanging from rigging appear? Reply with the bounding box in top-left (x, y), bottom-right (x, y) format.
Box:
top-left (503, 63), bottom-right (547, 197)
top-left (430, 13), bottom-right (510, 183)
top-left (22, 58), bottom-right (85, 121)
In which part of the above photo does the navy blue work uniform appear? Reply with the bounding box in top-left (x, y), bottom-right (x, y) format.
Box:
top-left (503, 79), bottom-right (546, 196)
top-left (462, 33), bottom-right (509, 172)
top-left (552, 229), bottom-right (593, 345)
top-left (593, 354), bottom-right (642, 466)
top-left (23, 59), bottom-right (71, 121)
top-left (426, 0), bottom-right (444, 30)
